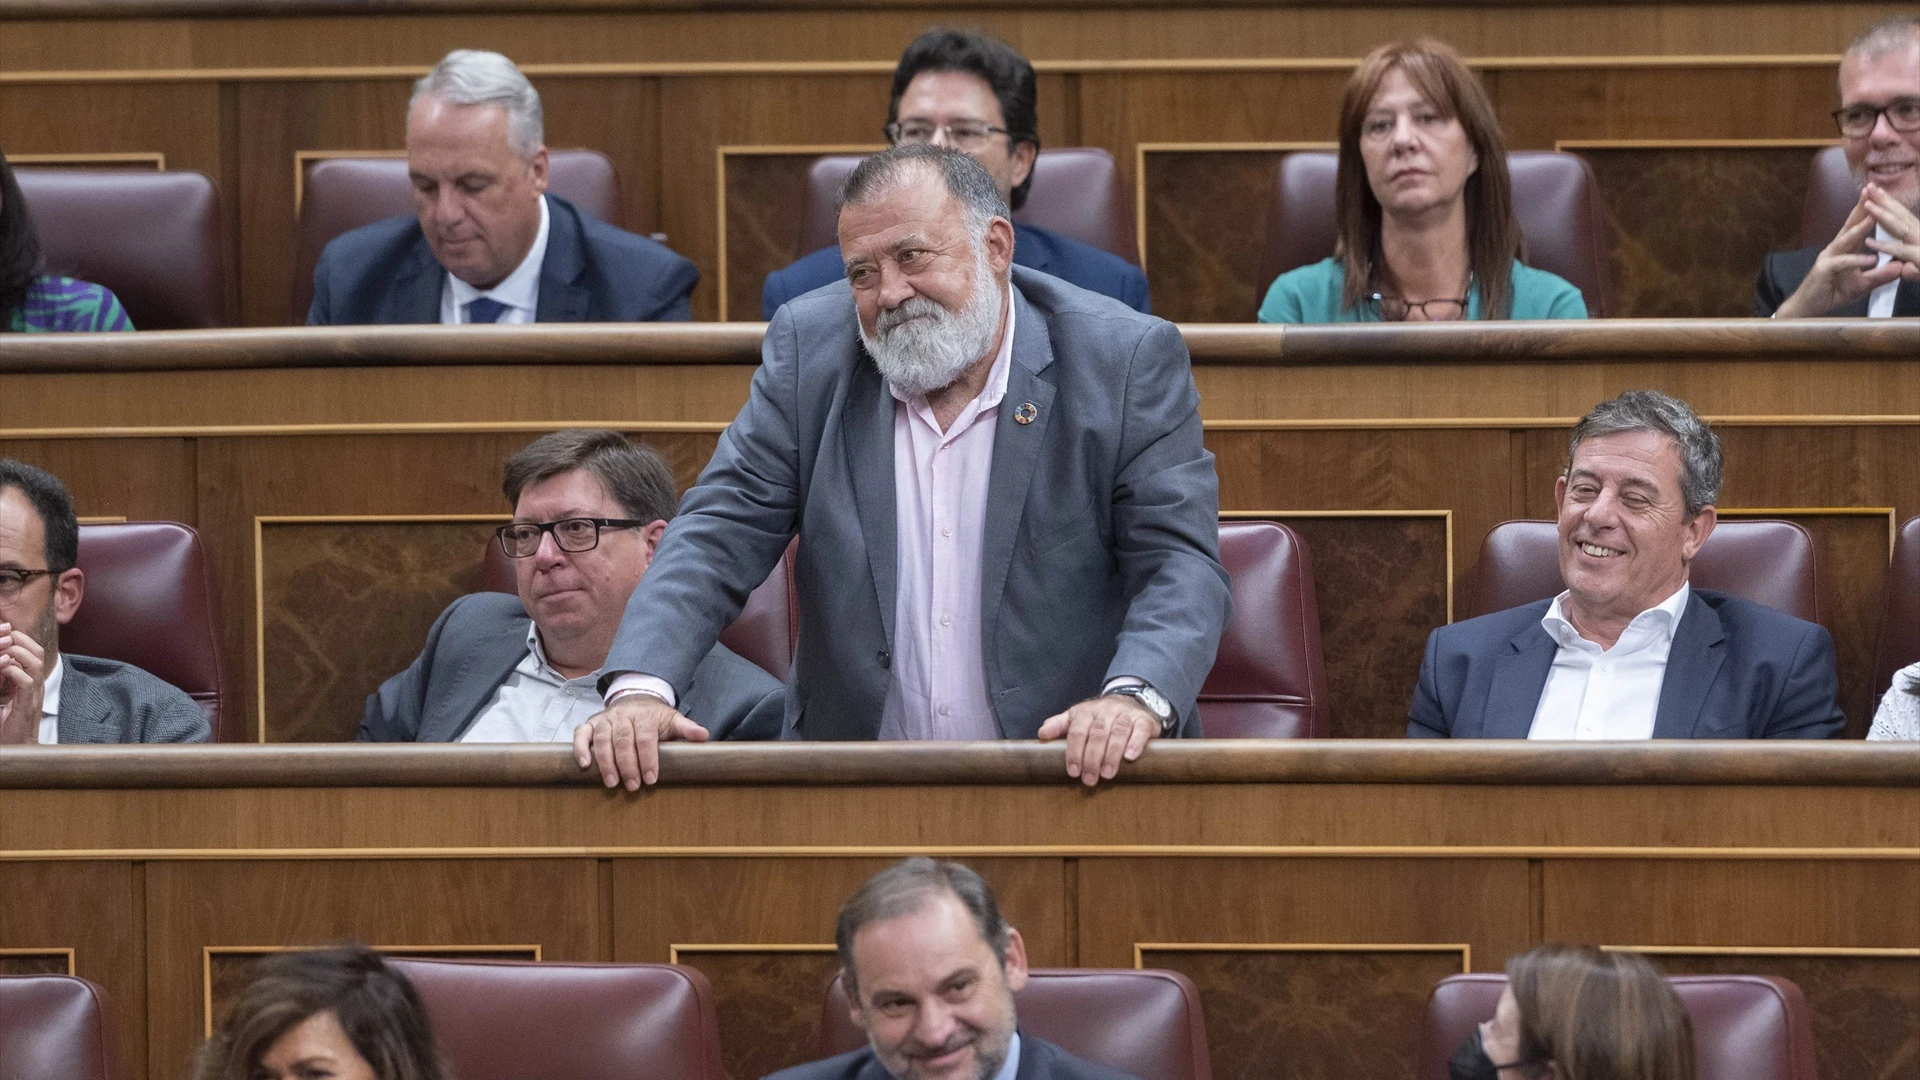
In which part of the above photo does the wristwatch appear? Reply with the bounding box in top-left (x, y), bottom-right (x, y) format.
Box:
top-left (1104, 683), bottom-right (1177, 737)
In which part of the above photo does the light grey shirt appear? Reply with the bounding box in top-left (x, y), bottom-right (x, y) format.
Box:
top-left (35, 654), bottom-right (64, 745)
top-left (459, 623), bottom-right (604, 743)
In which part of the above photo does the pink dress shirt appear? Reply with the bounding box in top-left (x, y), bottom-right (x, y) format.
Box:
top-left (877, 289), bottom-right (1015, 740)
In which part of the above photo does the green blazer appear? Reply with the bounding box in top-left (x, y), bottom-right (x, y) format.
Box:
top-left (1257, 257), bottom-right (1588, 323)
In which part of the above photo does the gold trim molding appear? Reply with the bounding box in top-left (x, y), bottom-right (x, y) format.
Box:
top-left (668, 942), bottom-right (835, 963)
top-left (0, 947), bottom-right (77, 974)
top-left (1135, 940), bottom-right (1473, 973)
top-left (203, 944), bottom-right (543, 1035)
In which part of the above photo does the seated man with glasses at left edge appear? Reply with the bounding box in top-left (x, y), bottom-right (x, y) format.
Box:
top-left (0, 460), bottom-right (209, 744)
top-left (360, 430), bottom-right (784, 745)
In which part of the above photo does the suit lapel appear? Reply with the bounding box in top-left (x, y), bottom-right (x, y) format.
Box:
top-left (1483, 622), bottom-right (1557, 738)
top-left (843, 357), bottom-right (899, 653)
top-left (419, 614), bottom-right (534, 742)
top-left (386, 236), bottom-right (446, 324)
top-left (979, 287), bottom-right (1056, 705)
top-left (534, 196), bottom-right (592, 323)
top-left (1895, 279), bottom-right (1920, 317)
top-left (1652, 591), bottom-right (1726, 738)
top-left (56, 663), bottom-right (121, 744)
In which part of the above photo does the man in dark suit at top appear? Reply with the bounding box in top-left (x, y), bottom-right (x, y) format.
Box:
top-left (1758, 17), bottom-right (1920, 318)
top-left (1409, 390), bottom-right (1844, 740)
top-left (761, 28), bottom-right (1151, 320)
top-left (765, 858), bottom-right (1139, 1080)
top-left (359, 429), bottom-right (782, 745)
top-left (308, 49), bottom-right (697, 325)
top-left (578, 145), bottom-right (1229, 790)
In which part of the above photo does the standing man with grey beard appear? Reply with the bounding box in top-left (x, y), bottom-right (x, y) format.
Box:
top-left (574, 143), bottom-right (1228, 789)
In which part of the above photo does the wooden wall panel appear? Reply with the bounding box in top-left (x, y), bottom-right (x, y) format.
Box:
top-left (205, 945), bottom-right (540, 1036)
top-left (1273, 515), bottom-right (1451, 739)
top-left (0, 863), bottom-right (144, 1080)
top-left (658, 76), bottom-right (895, 320)
top-left (234, 80), bottom-right (415, 327)
top-left (1572, 144), bottom-right (1825, 318)
top-left (1144, 148), bottom-right (1293, 324)
top-left (257, 519), bottom-right (503, 742)
top-left (1140, 946), bottom-right (1468, 1080)
top-left (536, 77), bottom-right (664, 241)
top-left (0, 438), bottom-right (195, 523)
top-left (613, 858), bottom-right (1068, 1079)
top-left (1489, 67), bottom-right (1841, 149)
top-left (144, 860), bottom-right (602, 1080)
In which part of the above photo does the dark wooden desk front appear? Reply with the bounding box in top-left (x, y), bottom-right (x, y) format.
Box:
top-left (2, 742), bottom-right (1917, 1080)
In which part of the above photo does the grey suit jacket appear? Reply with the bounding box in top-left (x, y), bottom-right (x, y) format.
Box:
top-left (56, 653), bottom-right (211, 744)
top-left (1407, 589), bottom-right (1846, 739)
top-left (605, 265), bottom-right (1230, 740)
top-left (358, 591), bottom-right (784, 743)
top-left (764, 1033), bottom-right (1140, 1080)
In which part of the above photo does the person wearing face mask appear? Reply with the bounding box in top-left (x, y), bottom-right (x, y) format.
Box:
top-left (1258, 38), bottom-right (1586, 323)
top-left (192, 946), bottom-right (447, 1080)
top-left (1449, 945), bottom-right (1695, 1080)
top-left (1409, 390), bottom-right (1844, 740)
top-left (307, 49), bottom-right (697, 325)
top-left (1759, 17), bottom-right (1920, 317)
top-left (579, 144), bottom-right (1229, 791)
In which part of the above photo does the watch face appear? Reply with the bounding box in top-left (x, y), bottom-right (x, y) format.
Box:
top-left (1138, 686), bottom-right (1171, 719)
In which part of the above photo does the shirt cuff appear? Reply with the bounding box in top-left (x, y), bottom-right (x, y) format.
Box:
top-left (604, 673), bottom-right (677, 709)
top-left (1102, 676), bottom-right (1145, 694)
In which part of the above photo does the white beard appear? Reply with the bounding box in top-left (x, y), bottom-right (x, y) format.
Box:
top-left (858, 248), bottom-right (1003, 397)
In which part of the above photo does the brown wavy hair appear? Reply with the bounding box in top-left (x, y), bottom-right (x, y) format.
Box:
top-left (1506, 945), bottom-right (1696, 1080)
top-left (1334, 38), bottom-right (1521, 318)
top-left (192, 946), bottom-right (449, 1080)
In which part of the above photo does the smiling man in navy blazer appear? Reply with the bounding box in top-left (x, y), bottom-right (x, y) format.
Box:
top-left (1409, 390), bottom-right (1845, 740)
top-left (308, 49), bottom-right (697, 326)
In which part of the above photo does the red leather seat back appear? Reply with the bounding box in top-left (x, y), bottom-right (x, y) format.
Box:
top-left (1415, 973), bottom-right (1818, 1080)
top-left (1202, 521), bottom-right (1329, 737)
top-left (481, 536), bottom-right (798, 682)
top-left (291, 150), bottom-right (622, 322)
top-left (389, 959), bottom-right (726, 1080)
top-left (63, 522), bottom-right (226, 738)
top-left (821, 968), bottom-right (1212, 1080)
top-left (1471, 519), bottom-right (1818, 622)
top-left (0, 975), bottom-right (112, 1080)
top-left (1257, 150), bottom-right (1614, 317)
top-left (1799, 145), bottom-right (1857, 249)
top-left (797, 149), bottom-right (1138, 263)
top-left (1872, 515), bottom-right (1920, 697)
top-left (15, 168), bottom-right (231, 329)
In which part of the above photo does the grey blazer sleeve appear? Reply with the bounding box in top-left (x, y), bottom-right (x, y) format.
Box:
top-left (681, 645), bottom-right (786, 741)
top-left (306, 246), bottom-right (333, 326)
top-left (1764, 621), bottom-right (1847, 739)
top-left (359, 600), bottom-right (459, 742)
top-left (602, 304), bottom-right (806, 695)
top-left (145, 691), bottom-right (213, 743)
top-left (1406, 627), bottom-right (1450, 738)
top-left (1103, 318), bottom-right (1231, 727)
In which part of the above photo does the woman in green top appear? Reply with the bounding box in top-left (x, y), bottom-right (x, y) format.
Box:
top-left (1258, 38), bottom-right (1587, 323)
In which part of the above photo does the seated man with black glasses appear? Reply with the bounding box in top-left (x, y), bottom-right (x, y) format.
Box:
top-left (360, 430), bottom-right (784, 744)
top-left (1760, 15), bottom-right (1920, 316)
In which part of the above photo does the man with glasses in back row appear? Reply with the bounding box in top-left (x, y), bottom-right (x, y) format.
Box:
top-left (760, 27), bottom-right (1151, 319)
top-left (359, 430), bottom-right (783, 744)
top-left (1760, 16), bottom-right (1920, 317)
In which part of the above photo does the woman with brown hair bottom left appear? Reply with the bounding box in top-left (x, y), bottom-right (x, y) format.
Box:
top-left (192, 946), bottom-right (449, 1080)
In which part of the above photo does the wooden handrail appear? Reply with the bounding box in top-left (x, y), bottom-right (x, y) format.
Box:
top-left (0, 740), bottom-right (1914, 788)
top-left (0, 319), bottom-right (1915, 375)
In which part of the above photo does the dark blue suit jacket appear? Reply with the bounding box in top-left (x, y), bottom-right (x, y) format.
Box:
top-left (307, 194), bottom-right (698, 325)
top-left (1407, 589), bottom-right (1846, 739)
top-left (763, 1034), bottom-right (1139, 1080)
top-left (760, 223), bottom-right (1150, 319)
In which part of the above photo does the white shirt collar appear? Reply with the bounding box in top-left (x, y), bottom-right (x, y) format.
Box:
top-left (446, 193), bottom-right (550, 320)
top-left (887, 281), bottom-right (1016, 412)
top-left (37, 653), bottom-right (64, 745)
top-left (1542, 580), bottom-right (1690, 653)
top-left (989, 1033), bottom-right (1022, 1080)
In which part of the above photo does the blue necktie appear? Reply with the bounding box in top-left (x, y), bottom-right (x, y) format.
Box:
top-left (465, 297), bottom-right (508, 324)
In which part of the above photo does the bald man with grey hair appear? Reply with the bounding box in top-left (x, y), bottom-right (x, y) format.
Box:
top-left (1760, 16), bottom-right (1920, 317)
top-left (308, 48), bottom-right (697, 325)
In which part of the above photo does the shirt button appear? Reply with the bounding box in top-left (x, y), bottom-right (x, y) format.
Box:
top-left (938, 704), bottom-right (951, 716)
top-left (941, 614), bottom-right (953, 626)
top-left (942, 527), bottom-right (952, 537)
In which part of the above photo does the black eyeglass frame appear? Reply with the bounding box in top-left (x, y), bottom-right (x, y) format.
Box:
top-left (0, 567), bottom-right (58, 599)
top-left (883, 121), bottom-right (1016, 148)
top-left (495, 518), bottom-right (650, 558)
top-left (1833, 98), bottom-right (1920, 138)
